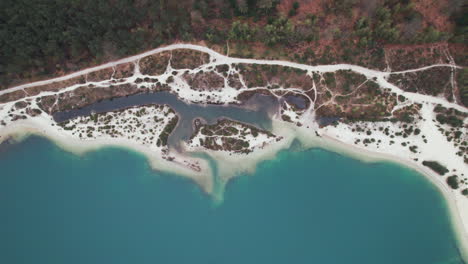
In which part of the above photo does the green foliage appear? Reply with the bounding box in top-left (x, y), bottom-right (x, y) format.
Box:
top-left (354, 11), bottom-right (398, 47)
top-left (231, 0), bottom-right (279, 18)
top-left (292, 2), bottom-right (299, 10)
top-left (158, 116), bottom-right (179, 147)
top-left (323, 0), bottom-right (357, 17)
top-left (462, 189), bottom-right (468, 196)
top-left (251, 129), bottom-right (259, 137)
top-left (355, 17), bottom-right (372, 46)
top-left (0, 0), bottom-right (462, 89)
top-left (263, 17), bottom-right (295, 46)
top-left (422, 161), bottom-right (449, 175)
top-left (374, 7), bottom-right (400, 42)
top-left (289, 2), bottom-right (300, 17)
top-left (324, 72), bottom-right (336, 87)
top-left (413, 26), bottom-right (447, 43)
top-left (194, 0), bottom-right (232, 19)
top-left (281, 114), bottom-right (291, 122)
top-left (228, 21), bottom-right (256, 41)
top-left (446, 175), bottom-right (459, 189)
top-left (450, 4), bottom-right (468, 43)
top-left (91, 113), bottom-right (98, 123)
top-left (434, 104), bottom-right (445, 113)
top-left (205, 27), bottom-right (227, 44)
top-left (350, 0), bottom-right (451, 45)
top-left (0, 0), bottom-right (193, 87)
top-left (400, 112), bottom-right (414, 123)
top-left (436, 114), bottom-right (463, 127)
top-left (457, 68), bottom-right (468, 107)
top-left (295, 14), bottom-right (319, 42)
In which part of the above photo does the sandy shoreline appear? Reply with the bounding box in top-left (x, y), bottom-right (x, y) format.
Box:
top-left (0, 40), bottom-right (466, 263)
top-left (183, 118), bottom-right (298, 185)
top-left (270, 120), bottom-right (468, 260)
top-left (0, 119), bottom-right (214, 194)
top-left (194, 118), bottom-right (468, 261)
top-left (311, 133), bottom-right (468, 261)
top-left (0, 116), bottom-right (467, 261)
top-left (183, 118), bottom-right (468, 261)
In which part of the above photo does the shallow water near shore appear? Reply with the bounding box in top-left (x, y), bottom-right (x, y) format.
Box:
top-left (0, 136), bottom-right (465, 264)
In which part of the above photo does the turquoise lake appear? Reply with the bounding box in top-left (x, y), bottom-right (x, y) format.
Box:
top-left (0, 136), bottom-right (465, 264)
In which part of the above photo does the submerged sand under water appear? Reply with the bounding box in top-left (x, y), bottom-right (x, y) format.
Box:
top-left (0, 135), bottom-right (466, 264)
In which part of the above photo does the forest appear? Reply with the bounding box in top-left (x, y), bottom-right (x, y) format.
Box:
top-left (0, 0), bottom-right (466, 89)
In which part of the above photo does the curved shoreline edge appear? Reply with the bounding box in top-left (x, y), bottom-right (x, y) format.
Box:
top-left (195, 119), bottom-right (468, 261)
top-left (319, 136), bottom-right (468, 262)
top-left (299, 130), bottom-right (468, 262)
top-left (0, 121), bottom-right (214, 194)
top-left (1, 118), bottom-right (467, 261)
top-left (0, 42), bottom-right (466, 260)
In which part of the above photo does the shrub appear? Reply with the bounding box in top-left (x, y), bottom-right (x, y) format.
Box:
top-left (436, 114), bottom-right (463, 127)
top-left (422, 161), bottom-right (449, 175)
top-left (446, 175), bottom-right (459, 189)
top-left (252, 130), bottom-right (259, 137)
top-left (281, 114), bottom-right (292, 122)
top-left (263, 17), bottom-right (295, 46)
top-left (289, 2), bottom-right (299, 17)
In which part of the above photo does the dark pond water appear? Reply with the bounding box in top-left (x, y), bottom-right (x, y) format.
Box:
top-left (283, 94), bottom-right (308, 109)
top-left (53, 92), bottom-right (279, 149)
top-left (316, 116), bottom-right (341, 126)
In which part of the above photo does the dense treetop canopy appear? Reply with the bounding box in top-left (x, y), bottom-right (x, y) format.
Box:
top-left (0, 0), bottom-right (466, 88)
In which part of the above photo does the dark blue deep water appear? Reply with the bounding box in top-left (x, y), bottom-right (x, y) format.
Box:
top-left (0, 136), bottom-right (465, 264)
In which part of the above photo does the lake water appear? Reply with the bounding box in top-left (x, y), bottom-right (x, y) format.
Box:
top-left (0, 136), bottom-right (465, 264)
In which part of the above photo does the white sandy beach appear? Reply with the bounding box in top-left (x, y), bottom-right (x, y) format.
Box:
top-left (293, 120), bottom-right (468, 261)
top-left (0, 117), bottom-right (214, 194)
top-left (0, 43), bottom-right (466, 260)
top-left (1, 103), bottom-right (467, 261)
top-left (183, 115), bottom-right (468, 261)
top-left (317, 134), bottom-right (468, 260)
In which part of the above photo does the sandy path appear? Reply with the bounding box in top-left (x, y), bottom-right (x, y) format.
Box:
top-left (1, 43), bottom-right (465, 112)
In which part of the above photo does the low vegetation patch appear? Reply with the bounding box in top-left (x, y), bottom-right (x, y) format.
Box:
top-left (422, 161), bottom-right (449, 175)
top-left (446, 175), bottom-right (460, 190)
